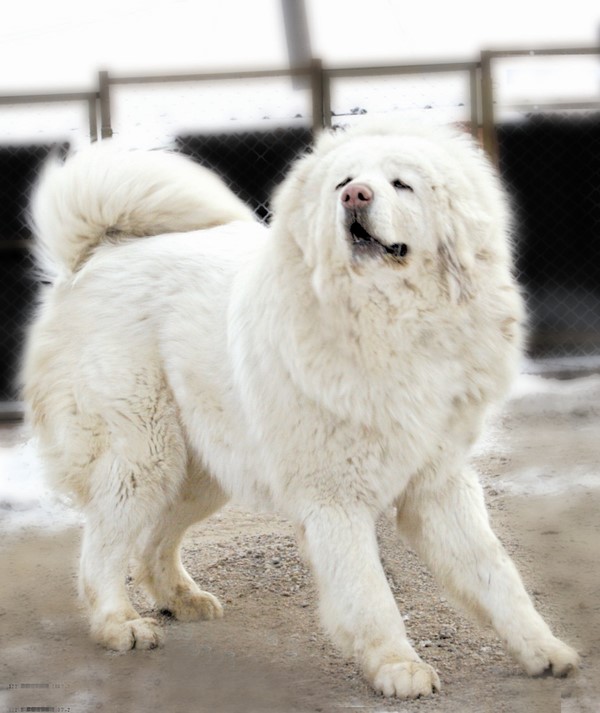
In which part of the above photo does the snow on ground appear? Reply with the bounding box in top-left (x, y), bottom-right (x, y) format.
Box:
top-left (1, 369), bottom-right (599, 533)
top-left (475, 365), bottom-right (600, 497)
top-left (0, 434), bottom-right (82, 533)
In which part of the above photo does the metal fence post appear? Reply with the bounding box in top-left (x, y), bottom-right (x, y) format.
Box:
top-left (469, 65), bottom-right (479, 139)
top-left (98, 70), bottom-right (113, 139)
top-left (322, 70), bottom-right (332, 129)
top-left (87, 96), bottom-right (99, 142)
top-left (480, 51), bottom-right (498, 165)
top-left (310, 58), bottom-right (324, 134)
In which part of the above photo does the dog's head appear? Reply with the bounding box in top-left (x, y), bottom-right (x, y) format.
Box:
top-left (271, 121), bottom-right (512, 306)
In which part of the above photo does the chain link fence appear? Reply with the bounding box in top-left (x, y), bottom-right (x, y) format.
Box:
top-left (0, 143), bottom-right (70, 408)
top-left (486, 49), bottom-right (600, 357)
top-left (177, 127), bottom-right (312, 223)
top-left (1, 52), bottom-right (599, 410)
top-left (498, 114), bottom-right (600, 355)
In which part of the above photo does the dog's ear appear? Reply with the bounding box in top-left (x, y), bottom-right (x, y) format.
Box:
top-left (270, 129), bottom-right (345, 268)
top-left (431, 186), bottom-right (478, 304)
top-left (270, 149), bottom-right (320, 264)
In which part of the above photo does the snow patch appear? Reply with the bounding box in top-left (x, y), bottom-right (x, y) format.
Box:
top-left (0, 438), bottom-right (81, 533)
top-left (493, 465), bottom-right (600, 497)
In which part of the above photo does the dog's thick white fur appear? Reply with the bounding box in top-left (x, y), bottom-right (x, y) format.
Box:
top-left (23, 124), bottom-right (578, 699)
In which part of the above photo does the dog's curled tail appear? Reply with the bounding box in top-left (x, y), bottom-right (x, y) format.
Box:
top-left (30, 141), bottom-right (255, 277)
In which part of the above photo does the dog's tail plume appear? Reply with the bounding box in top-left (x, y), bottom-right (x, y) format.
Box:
top-left (30, 141), bottom-right (255, 278)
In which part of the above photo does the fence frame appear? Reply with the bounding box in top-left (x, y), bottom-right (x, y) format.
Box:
top-left (98, 62), bottom-right (323, 139)
top-left (323, 60), bottom-right (481, 136)
top-left (0, 46), bottom-right (598, 161)
top-left (480, 46), bottom-right (600, 164)
top-left (0, 90), bottom-right (99, 142)
top-left (95, 58), bottom-right (483, 139)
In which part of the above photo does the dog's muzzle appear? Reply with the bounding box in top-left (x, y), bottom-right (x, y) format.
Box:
top-left (341, 185), bottom-right (408, 261)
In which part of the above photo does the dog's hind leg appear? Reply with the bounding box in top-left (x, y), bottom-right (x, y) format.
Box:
top-left (78, 392), bottom-right (188, 651)
top-left (396, 466), bottom-right (579, 678)
top-left (80, 511), bottom-right (162, 650)
top-left (134, 453), bottom-right (228, 622)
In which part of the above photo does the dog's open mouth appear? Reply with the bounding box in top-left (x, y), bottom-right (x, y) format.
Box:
top-left (349, 219), bottom-right (408, 260)
top-left (350, 220), bottom-right (374, 243)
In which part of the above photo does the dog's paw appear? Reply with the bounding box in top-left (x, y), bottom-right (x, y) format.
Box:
top-left (92, 617), bottom-right (163, 651)
top-left (373, 661), bottom-right (441, 699)
top-left (160, 587), bottom-right (223, 622)
top-left (517, 636), bottom-right (579, 678)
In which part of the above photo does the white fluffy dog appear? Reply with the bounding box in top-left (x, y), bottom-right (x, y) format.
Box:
top-left (23, 122), bottom-right (578, 698)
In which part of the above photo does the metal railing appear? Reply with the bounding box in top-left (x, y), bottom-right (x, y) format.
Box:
top-left (1, 46), bottom-right (596, 170)
top-left (0, 90), bottom-right (99, 142)
top-left (480, 46), bottom-right (600, 164)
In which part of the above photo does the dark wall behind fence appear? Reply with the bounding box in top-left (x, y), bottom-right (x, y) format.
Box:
top-left (176, 127), bottom-right (313, 222)
top-left (0, 144), bottom-right (69, 403)
top-left (497, 115), bottom-right (600, 354)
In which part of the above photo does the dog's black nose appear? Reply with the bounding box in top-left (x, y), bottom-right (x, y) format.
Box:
top-left (387, 243), bottom-right (408, 258)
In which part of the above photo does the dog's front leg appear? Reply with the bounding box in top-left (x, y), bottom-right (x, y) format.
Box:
top-left (299, 505), bottom-right (440, 698)
top-left (396, 466), bottom-right (579, 678)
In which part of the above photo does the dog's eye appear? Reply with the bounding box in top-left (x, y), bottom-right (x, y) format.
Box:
top-left (392, 179), bottom-right (413, 191)
top-left (335, 177), bottom-right (353, 191)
